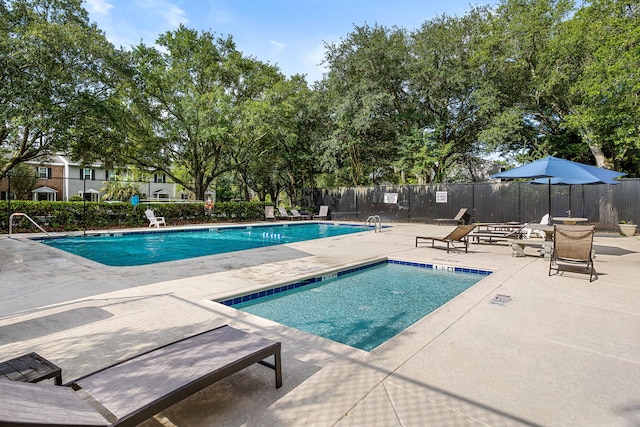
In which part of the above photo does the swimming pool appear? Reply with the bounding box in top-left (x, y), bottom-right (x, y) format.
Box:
top-left (225, 260), bottom-right (491, 351)
top-left (40, 223), bottom-right (371, 266)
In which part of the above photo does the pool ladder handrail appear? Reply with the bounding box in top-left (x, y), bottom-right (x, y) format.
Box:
top-left (9, 212), bottom-right (51, 238)
top-left (364, 215), bottom-right (382, 232)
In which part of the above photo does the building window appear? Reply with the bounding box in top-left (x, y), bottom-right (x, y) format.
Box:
top-left (37, 167), bottom-right (49, 178)
top-left (80, 168), bottom-right (95, 180)
top-left (106, 170), bottom-right (117, 181)
top-left (154, 173), bottom-right (166, 183)
top-left (1, 191), bottom-right (16, 200)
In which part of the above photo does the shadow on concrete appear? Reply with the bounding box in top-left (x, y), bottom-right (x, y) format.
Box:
top-left (593, 244), bottom-right (637, 256)
top-left (0, 307), bottom-right (113, 345)
top-left (0, 241), bottom-right (312, 317)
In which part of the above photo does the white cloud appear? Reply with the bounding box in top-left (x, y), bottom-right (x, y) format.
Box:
top-left (160, 3), bottom-right (189, 28)
top-left (139, 0), bottom-right (188, 29)
top-left (84, 0), bottom-right (113, 15)
top-left (270, 40), bottom-right (286, 54)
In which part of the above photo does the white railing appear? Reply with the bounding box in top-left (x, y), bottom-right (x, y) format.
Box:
top-left (9, 213), bottom-right (51, 238)
top-left (364, 215), bottom-right (382, 232)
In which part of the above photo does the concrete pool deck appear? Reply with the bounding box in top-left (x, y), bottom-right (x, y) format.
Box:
top-left (1, 222), bottom-right (639, 426)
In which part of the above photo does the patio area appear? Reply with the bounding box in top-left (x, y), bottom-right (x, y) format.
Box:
top-left (1, 222), bottom-right (639, 426)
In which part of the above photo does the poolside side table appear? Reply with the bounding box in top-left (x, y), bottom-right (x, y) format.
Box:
top-left (0, 352), bottom-right (62, 385)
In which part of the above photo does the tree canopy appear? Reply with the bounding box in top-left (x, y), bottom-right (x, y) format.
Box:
top-left (0, 0), bottom-right (127, 177)
top-left (2, 0), bottom-right (637, 202)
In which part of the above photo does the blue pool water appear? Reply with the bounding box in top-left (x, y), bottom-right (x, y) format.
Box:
top-left (229, 260), bottom-right (490, 351)
top-left (41, 223), bottom-right (369, 266)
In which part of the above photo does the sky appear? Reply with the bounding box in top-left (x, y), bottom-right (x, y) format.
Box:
top-left (84, 0), bottom-right (494, 84)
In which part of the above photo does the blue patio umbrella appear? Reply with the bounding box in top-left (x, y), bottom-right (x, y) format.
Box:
top-left (491, 156), bottom-right (625, 219)
top-left (491, 156), bottom-right (625, 183)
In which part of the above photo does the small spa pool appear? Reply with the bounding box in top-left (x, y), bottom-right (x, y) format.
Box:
top-left (39, 223), bottom-right (371, 266)
top-left (224, 260), bottom-right (491, 351)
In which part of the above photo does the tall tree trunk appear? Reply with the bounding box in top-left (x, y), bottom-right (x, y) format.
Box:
top-left (583, 130), bottom-right (613, 169)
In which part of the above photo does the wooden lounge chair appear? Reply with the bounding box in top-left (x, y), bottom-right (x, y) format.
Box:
top-left (313, 205), bottom-right (329, 220)
top-left (434, 208), bottom-right (470, 225)
top-left (145, 209), bottom-right (166, 228)
top-left (0, 325), bottom-right (282, 427)
top-left (416, 224), bottom-right (476, 253)
top-left (549, 224), bottom-right (597, 282)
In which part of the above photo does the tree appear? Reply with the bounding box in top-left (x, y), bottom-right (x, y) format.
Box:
top-left (0, 0), bottom-right (128, 178)
top-left (100, 177), bottom-right (140, 202)
top-left (225, 62), bottom-right (292, 202)
top-left (560, 0), bottom-right (640, 173)
top-left (480, 0), bottom-right (638, 174)
top-left (403, 10), bottom-right (497, 183)
top-left (125, 26), bottom-right (281, 200)
top-left (257, 76), bottom-right (316, 206)
top-left (319, 24), bottom-right (411, 186)
top-left (474, 0), bottom-right (577, 164)
top-left (9, 163), bottom-right (37, 199)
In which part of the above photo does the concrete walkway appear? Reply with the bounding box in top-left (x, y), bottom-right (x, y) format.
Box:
top-left (1, 222), bottom-right (639, 426)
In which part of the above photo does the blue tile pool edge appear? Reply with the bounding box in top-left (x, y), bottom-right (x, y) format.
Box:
top-left (218, 259), bottom-right (493, 307)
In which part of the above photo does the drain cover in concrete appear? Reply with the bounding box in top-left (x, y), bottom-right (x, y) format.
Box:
top-left (490, 294), bottom-right (512, 305)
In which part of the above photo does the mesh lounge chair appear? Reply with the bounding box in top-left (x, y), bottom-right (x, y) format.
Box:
top-left (290, 209), bottom-right (311, 220)
top-left (470, 223), bottom-right (530, 244)
top-left (434, 208), bottom-right (470, 225)
top-left (277, 207), bottom-right (293, 220)
top-left (265, 206), bottom-right (276, 221)
top-left (313, 205), bottom-right (329, 220)
top-left (0, 325), bottom-right (282, 427)
top-left (549, 224), bottom-right (597, 282)
top-left (416, 224), bottom-right (476, 253)
top-left (145, 209), bottom-right (166, 228)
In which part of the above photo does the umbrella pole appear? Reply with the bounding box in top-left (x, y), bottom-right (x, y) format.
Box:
top-left (548, 177), bottom-right (551, 222)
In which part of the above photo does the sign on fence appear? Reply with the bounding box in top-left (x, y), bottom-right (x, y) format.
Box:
top-left (383, 193), bottom-right (398, 204)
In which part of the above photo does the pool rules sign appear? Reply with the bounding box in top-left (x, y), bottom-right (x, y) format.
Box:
top-left (436, 191), bottom-right (447, 203)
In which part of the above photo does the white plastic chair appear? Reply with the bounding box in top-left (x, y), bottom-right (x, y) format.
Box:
top-left (524, 214), bottom-right (549, 239)
top-left (145, 209), bottom-right (166, 228)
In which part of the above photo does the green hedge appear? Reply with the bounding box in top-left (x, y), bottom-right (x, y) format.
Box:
top-left (0, 201), bottom-right (269, 233)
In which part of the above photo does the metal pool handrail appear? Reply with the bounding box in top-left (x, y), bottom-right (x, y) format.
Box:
top-left (9, 213), bottom-right (51, 238)
top-left (364, 215), bottom-right (382, 232)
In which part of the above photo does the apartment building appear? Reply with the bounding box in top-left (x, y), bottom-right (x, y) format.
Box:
top-left (1, 155), bottom-right (195, 202)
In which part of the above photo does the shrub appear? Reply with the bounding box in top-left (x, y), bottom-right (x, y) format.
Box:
top-left (0, 200), bottom-right (269, 233)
